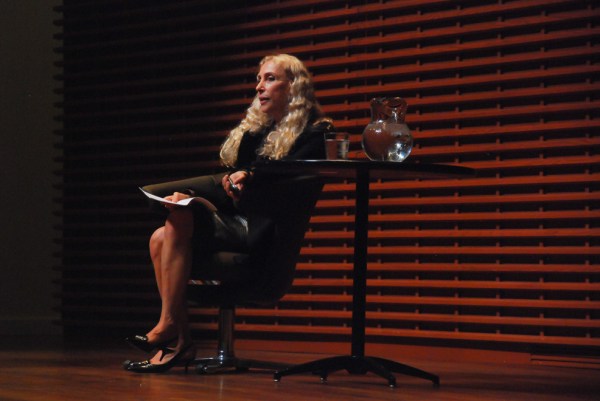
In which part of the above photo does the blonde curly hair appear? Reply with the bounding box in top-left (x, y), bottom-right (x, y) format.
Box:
top-left (220, 54), bottom-right (329, 167)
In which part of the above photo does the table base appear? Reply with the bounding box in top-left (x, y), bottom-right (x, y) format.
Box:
top-left (273, 354), bottom-right (440, 388)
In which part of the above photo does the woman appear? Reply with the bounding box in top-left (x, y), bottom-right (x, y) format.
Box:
top-left (123, 54), bottom-right (334, 373)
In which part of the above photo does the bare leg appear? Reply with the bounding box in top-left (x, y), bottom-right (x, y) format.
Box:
top-left (146, 209), bottom-right (195, 354)
top-left (145, 226), bottom-right (178, 344)
top-left (149, 227), bottom-right (165, 298)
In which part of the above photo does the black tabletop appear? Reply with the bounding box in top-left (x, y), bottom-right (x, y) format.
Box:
top-left (253, 159), bottom-right (475, 180)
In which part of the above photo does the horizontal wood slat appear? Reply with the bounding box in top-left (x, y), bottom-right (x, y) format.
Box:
top-left (196, 308), bottom-right (600, 329)
top-left (304, 228), bottom-right (600, 240)
top-left (300, 246), bottom-right (598, 256)
top-left (55, 261), bottom-right (600, 274)
top-left (279, 294), bottom-right (600, 311)
top-left (59, 277), bottom-right (600, 292)
top-left (60, 319), bottom-right (600, 347)
top-left (296, 262), bottom-right (600, 274)
top-left (55, 0), bottom-right (600, 356)
top-left (291, 279), bottom-right (600, 292)
top-left (59, 291), bottom-right (600, 312)
top-left (57, 304), bottom-right (600, 330)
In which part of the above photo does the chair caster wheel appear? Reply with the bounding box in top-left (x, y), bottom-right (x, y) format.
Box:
top-left (195, 364), bottom-right (208, 374)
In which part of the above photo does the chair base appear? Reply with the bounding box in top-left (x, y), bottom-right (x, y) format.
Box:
top-left (194, 355), bottom-right (292, 374)
top-left (191, 306), bottom-right (292, 374)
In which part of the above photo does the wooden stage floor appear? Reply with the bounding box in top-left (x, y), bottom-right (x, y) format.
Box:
top-left (1, 339), bottom-right (599, 401)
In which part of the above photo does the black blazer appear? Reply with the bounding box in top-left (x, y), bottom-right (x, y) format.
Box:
top-left (235, 119), bottom-right (334, 170)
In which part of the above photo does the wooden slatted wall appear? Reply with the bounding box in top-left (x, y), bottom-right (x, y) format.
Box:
top-left (54, 0), bottom-right (600, 357)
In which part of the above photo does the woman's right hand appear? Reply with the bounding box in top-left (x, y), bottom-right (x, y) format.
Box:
top-left (222, 170), bottom-right (250, 200)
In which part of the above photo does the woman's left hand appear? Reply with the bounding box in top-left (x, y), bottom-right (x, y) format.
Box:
top-left (163, 191), bottom-right (191, 211)
top-left (222, 170), bottom-right (250, 200)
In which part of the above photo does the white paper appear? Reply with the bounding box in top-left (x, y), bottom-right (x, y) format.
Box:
top-left (139, 187), bottom-right (217, 211)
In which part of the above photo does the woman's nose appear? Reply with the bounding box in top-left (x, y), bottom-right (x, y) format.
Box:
top-left (256, 79), bottom-right (264, 92)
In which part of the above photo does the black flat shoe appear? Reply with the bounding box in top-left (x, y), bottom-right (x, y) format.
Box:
top-left (124, 345), bottom-right (195, 374)
top-left (125, 334), bottom-right (177, 353)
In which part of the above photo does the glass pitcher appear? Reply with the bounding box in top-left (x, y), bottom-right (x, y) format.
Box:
top-left (361, 97), bottom-right (413, 162)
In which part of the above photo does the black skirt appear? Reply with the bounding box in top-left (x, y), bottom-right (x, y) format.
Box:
top-left (185, 173), bottom-right (251, 281)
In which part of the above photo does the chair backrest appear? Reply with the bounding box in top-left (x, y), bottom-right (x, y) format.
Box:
top-left (187, 173), bottom-right (323, 307)
top-left (240, 174), bottom-right (323, 303)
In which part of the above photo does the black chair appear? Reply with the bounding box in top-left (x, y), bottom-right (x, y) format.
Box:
top-left (142, 172), bottom-right (323, 374)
